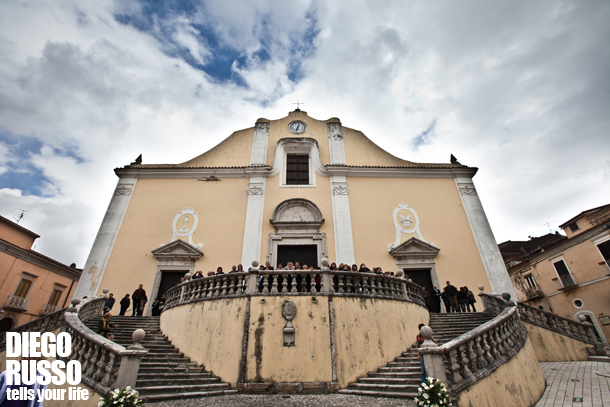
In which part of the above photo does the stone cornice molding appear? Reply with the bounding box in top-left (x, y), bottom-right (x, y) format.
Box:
top-left (115, 164), bottom-right (478, 180)
top-left (0, 238), bottom-right (81, 281)
top-left (389, 237), bottom-right (440, 261)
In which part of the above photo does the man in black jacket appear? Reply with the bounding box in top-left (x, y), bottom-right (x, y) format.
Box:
top-left (444, 281), bottom-right (460, 313)
top-left (119, 294), bottom-right (130, 315)
top-left (132, 284), bottom-right (147, 316)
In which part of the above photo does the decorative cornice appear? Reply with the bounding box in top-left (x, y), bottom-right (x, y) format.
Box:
top-left (0, 239), bottom-right (82, 281)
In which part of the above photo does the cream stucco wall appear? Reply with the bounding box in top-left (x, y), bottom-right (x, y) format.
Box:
top-left (524, 322), bottom-right (590, 362)
top-left (98, 177), bottom-right (249, 298)
top-left (159, 295), bottom-right (430, 388)
top-left (159, 297), bottom-right (248, 386)
top-left (329, 297), bottom-right (429, 387)
top-left (456, 338), bottom-right (546, 407)
top-left (177, 127), bottom-right (254, 168)
top-left (347, 177), bottom-right (489, 291)
top-left (246, 296), bottom-right (332, 383)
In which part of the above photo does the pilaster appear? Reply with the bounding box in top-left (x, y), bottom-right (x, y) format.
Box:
top-left (74, 177), bottom-right (137, 298)
top-left (453, 174), bottom-right (517, 298)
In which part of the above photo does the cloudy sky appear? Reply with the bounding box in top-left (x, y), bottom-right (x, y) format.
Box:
top-left (0, 0), bottom-right (609, 266)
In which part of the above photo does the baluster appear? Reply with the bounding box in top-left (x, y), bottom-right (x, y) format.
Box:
top-left (238, 275), bottom-right (245, 293)
top-left (262, 275), bottom-right (270, 294)
top-left (319, 274), bottom-right (325, 293)
top-left (493, 326), bottom-right (505, 355)
top-left (310, 274), bottom-right (317, 294)
top-left (297, 274), bottom-right (306, 293)
top-left (370, 277), bottom-right (377, 295)
top-left (229, 276), bottom-right (237, 294)
top-left (467, 339), bottom-right (478, 373)
top-left (93, 348), bottom-right (109, 381)
top-left (346, 276), bottom-right (353, 294)
top-left (85, 344), bottom-right (100, 377)
top-left (212, 278), bottom-right (220, 297)
top-left (220, 276), bottom-right (229, 296)
top-left (482, 331), bottom-right (496, 364)
top-left (447, 349), bottom-right (463, 384)
top-left (475, 335), bottom-right (488, 369)
top-left (458, 344), bottom-right (473, 378)
top-left (291, 273), bottom-right (297, 293)
top-left (271, 274), bottom-right (278, 293)
top-left (101, 352), bottom-right (118, 387)
top-left (280, 273), bottom-right (288, 293)
top-left (338, 275), bottom-right (345, 293)
top-left (79, 338), bottom-right (92, 370)
top-left (353, 275), bottom-right (362, 293)
top-left (362, 276), bottom-right (369, 295)
top-left (382, 278), bottom-right (389, 296)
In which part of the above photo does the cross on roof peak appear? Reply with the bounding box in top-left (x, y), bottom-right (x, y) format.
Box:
top-left (293, 100), bottom-right (305, 111)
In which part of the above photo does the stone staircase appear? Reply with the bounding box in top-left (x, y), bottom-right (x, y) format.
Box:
top-left (338, 312), bottom-right (495, 398)
top-left (85, 316), bottom-right (237, 402)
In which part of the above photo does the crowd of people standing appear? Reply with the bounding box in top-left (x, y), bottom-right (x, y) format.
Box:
top-left (422, 281), bottom-right (477, 313)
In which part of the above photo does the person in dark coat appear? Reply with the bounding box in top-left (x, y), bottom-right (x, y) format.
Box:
top-left (119, 294), bottom-right (130, 315)
top-left (103, 293), bottom-right (115, 314)
top-left (132, 284), bottom-right (147, 316)
top-left (151, 298), bottom-right (161, 316)
top-left (444, 281), bottom-right (460, 313)
top-left (431, 285), bottom-right (442, 313)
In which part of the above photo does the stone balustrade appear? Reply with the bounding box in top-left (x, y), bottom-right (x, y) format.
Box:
top-left (517, 302), bottom-right (598, 345)
top-left (164, 269), bottom-right (425, 311)
top-left (0, 307), bottom-right (66, 350)
top-left (64, 292), bottom-right (148, 395)
top-left (419, 295), bottom-right (527, 395)
top-left (478, 286), bottom-right (598, 345)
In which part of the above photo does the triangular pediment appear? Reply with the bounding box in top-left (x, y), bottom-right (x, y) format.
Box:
top-left (389, 237), bottom-right (440, 257)
top-left (152, 239), bottom-right (203, 260)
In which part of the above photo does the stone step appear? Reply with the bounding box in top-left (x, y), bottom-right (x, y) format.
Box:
top-left (137, 383), bottom-right (231, 395)
top-left (358, 377), bottom-right (420, 385)
top-left (348, 383), bottom-right (418, 392)
top-left (138, 366), bottom-right (206, 374)
top-left (142, 389), bottom-right (238, 402)
top-left (137, 377), bottom-right (221, 387)
top-left (338, 389), bottom-right (417, 399)
top-left (378, 366), bottom-right (420, 373)
top-left (368, 372), bottom-right (420, 378)
top-left (139, 362), bottom-right (199, 368)
top-left (137, 372), bottom-right (213, 379)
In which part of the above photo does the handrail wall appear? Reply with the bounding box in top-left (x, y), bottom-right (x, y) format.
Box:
top-left (163, 269), bottom-right (426, 310)
top-left (0, 307), bottom-right (66, 350)
top-left (64, 294), bottom-right (147, 395)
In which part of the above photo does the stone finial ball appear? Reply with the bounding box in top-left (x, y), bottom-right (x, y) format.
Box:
top-left (102, 288), bottom-right (110, 294)
top-left (321, 258), bottom-right (329, 267)
top-left (396, 270), bottom-right (404, 278)
top-left (132, 329), bottom-right (145, 342)
top-left (420, 325), bottom-right (433, 339)
top-left (478, 285), bottom-right (484, 291)
top-left (579, 315), bottom-right (587, 322)
top-left (71, 298), bottom-right (81, 306)
top-left (252, 260), bottom-right (259, 268)
top-left (501, 293), bottom-right (512, 301)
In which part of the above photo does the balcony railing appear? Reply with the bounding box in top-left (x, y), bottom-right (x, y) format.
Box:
top-left (524, 287), bottom-right (544, 299)
top-left (164, 268), bottom-right (426, 311)
top-left (4, 295), bottom-right (32, 312)
top-left (552, 274), bottom-right (577, 290)
top-left (40, 303), bottom-right (60, 316)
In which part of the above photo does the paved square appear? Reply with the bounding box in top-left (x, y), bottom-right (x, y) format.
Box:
top-left (536, 362), bottom-right (610, 407)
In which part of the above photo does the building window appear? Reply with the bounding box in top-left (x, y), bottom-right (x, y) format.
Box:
top-left (48, 289), bottom-right (63, 307)
top-left (552, 259), bottom-right (575, 287)
top-left (568, 222), bottom-right (579, 232)
top-left (597, 239), bottom-right (610, 266)
top-left (13, 278), bottom-right (33, 299)
top-left (286, 154), bottom-right (309, 185)
top-left (523, 274), bottom-right (537, 291)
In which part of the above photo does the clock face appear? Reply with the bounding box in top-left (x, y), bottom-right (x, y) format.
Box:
top-left (289, 121), bottom-right (306, 134)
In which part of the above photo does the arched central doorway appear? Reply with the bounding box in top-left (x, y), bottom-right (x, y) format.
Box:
top-left (267, 198), bottom-right (327, 268)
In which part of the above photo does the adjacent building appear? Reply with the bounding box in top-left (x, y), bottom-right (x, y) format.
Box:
top-left (502, 203), bottom-right (610, 344)
top-left (74, 109), bottom-right (516, 310)
top-left (0, 215), bottom-right (81, 331)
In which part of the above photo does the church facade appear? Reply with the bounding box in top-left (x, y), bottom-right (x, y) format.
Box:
top-left (74, 109), bottom-right (515, 307)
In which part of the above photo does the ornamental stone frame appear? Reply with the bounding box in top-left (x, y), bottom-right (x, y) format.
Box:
top-left (266, 199), bottom-right (327, 267)
top-left (148, 240), bottom-right (203, 316)
top-left (389, 237), bottom-right (441, 291)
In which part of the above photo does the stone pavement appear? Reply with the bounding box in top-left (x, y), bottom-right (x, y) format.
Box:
top-left (535, 361), bottom-right (610, 407)
top-left (147, 361), bottom-right (610, 407)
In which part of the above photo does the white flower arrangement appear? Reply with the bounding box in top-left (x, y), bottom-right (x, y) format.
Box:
top-left (98, 386), bottom-right (143, 407)
top-left (414, 377), bottom-right (452, 406)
